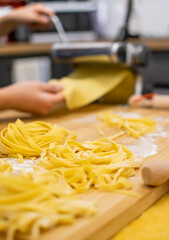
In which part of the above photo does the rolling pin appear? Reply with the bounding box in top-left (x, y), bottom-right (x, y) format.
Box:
top-left (129, 94), bottom-right (169, 109)
top-left (141, 159), bottom-right (169, 186)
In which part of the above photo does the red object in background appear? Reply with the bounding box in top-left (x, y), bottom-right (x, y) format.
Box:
top-left (0, 0), bottom-right (26, 8)
top-left (0, 0), bottom-right (28, 41)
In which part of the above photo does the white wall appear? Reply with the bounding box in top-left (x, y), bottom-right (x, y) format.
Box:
top-left (95, 0), bottom-right (127, 38)
top-left (95, 0), bottom-right (169, 38)
top-left (136, 0), bottom-right (169, 37)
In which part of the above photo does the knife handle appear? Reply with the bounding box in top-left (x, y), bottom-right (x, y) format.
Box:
top-left (141, 159), bottom-right (169, 186)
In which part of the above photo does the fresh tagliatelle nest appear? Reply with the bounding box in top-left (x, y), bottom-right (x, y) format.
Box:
top-left (97, 111), bottom-right (156, 138)
top-left (0, 119), bottom-right (76, 158)
top-left (0, 113), bottom-right (156, 240)
top-left (39, 139), bottom-right (140, 194)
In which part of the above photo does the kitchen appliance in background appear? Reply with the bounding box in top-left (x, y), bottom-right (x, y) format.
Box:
top-left (12, 57), bottom-right (51, 83)
top-left (28, 1), bottom-right (97, 43)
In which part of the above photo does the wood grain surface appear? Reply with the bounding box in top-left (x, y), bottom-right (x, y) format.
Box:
top-left (0, 104), bottom-right (169, 240)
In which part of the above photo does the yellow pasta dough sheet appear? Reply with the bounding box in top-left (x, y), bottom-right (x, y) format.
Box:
top-left (50, 60), bottom-right (135, 109)
top-left (112, 192), bottom-right (169, 240)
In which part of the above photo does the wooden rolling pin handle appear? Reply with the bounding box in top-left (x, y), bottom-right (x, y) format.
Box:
top-left (141, 159), bottom-right (169, 186)
top-left (153, 95), bottom-right (169, 109)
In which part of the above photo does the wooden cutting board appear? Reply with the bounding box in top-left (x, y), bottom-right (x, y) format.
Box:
top-left (0, 104), bottom-right (169, 240)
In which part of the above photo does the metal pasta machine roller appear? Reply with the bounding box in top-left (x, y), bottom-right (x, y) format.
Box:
top-left (51, 41), bottom-right (148, 67)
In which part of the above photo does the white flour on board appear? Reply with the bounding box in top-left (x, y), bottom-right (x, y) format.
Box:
top-left (126, 135), bottom-right (157, 159)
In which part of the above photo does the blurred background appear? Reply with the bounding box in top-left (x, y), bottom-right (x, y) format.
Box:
top-left (0, 0), bottom-right (169, 94)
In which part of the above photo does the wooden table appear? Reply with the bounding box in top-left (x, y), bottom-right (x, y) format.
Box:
top-left (0, 104), bottom-right (169, 240)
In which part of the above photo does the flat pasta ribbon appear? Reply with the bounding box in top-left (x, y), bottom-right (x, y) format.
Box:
top-left (0, 119), bottom-right (77, 158)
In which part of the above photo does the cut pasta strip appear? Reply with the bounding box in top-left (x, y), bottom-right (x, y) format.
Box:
top-left (97, 124), bottom-right (126, 139)
top-left (98, 111), bottom-right (156, 138)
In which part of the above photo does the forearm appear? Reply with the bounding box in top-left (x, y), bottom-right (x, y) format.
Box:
top-left (0, 15), bottom-right (18, 37)
top-left (0, 87), bottom-right (11, 110)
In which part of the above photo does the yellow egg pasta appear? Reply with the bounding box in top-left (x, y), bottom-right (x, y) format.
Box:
top-left (0, 119), bottom-right (77, 158)
top-left (98, 111), bottom-right (156, 138)
top-left (0, 171), bottom-right (96, 240)
top-left (50, 61), bottom-right (135, 109)
top-left (0, 159), bottom-right (13, 174)
top-left (0, 118), bottom-right (143, 240)
top-left (39, 138), bottom-right (141, 194)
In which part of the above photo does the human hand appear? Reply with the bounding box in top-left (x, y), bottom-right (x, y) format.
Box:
top-left (0, 82), bottom-right (65, 115)
top-left (4, 3), bottom-right (54, 30)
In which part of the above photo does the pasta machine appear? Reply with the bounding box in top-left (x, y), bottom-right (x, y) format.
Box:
top-left (50, 13), bottom-right (148, 67)
top-left (50, 0), bottom-right (152, 94)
